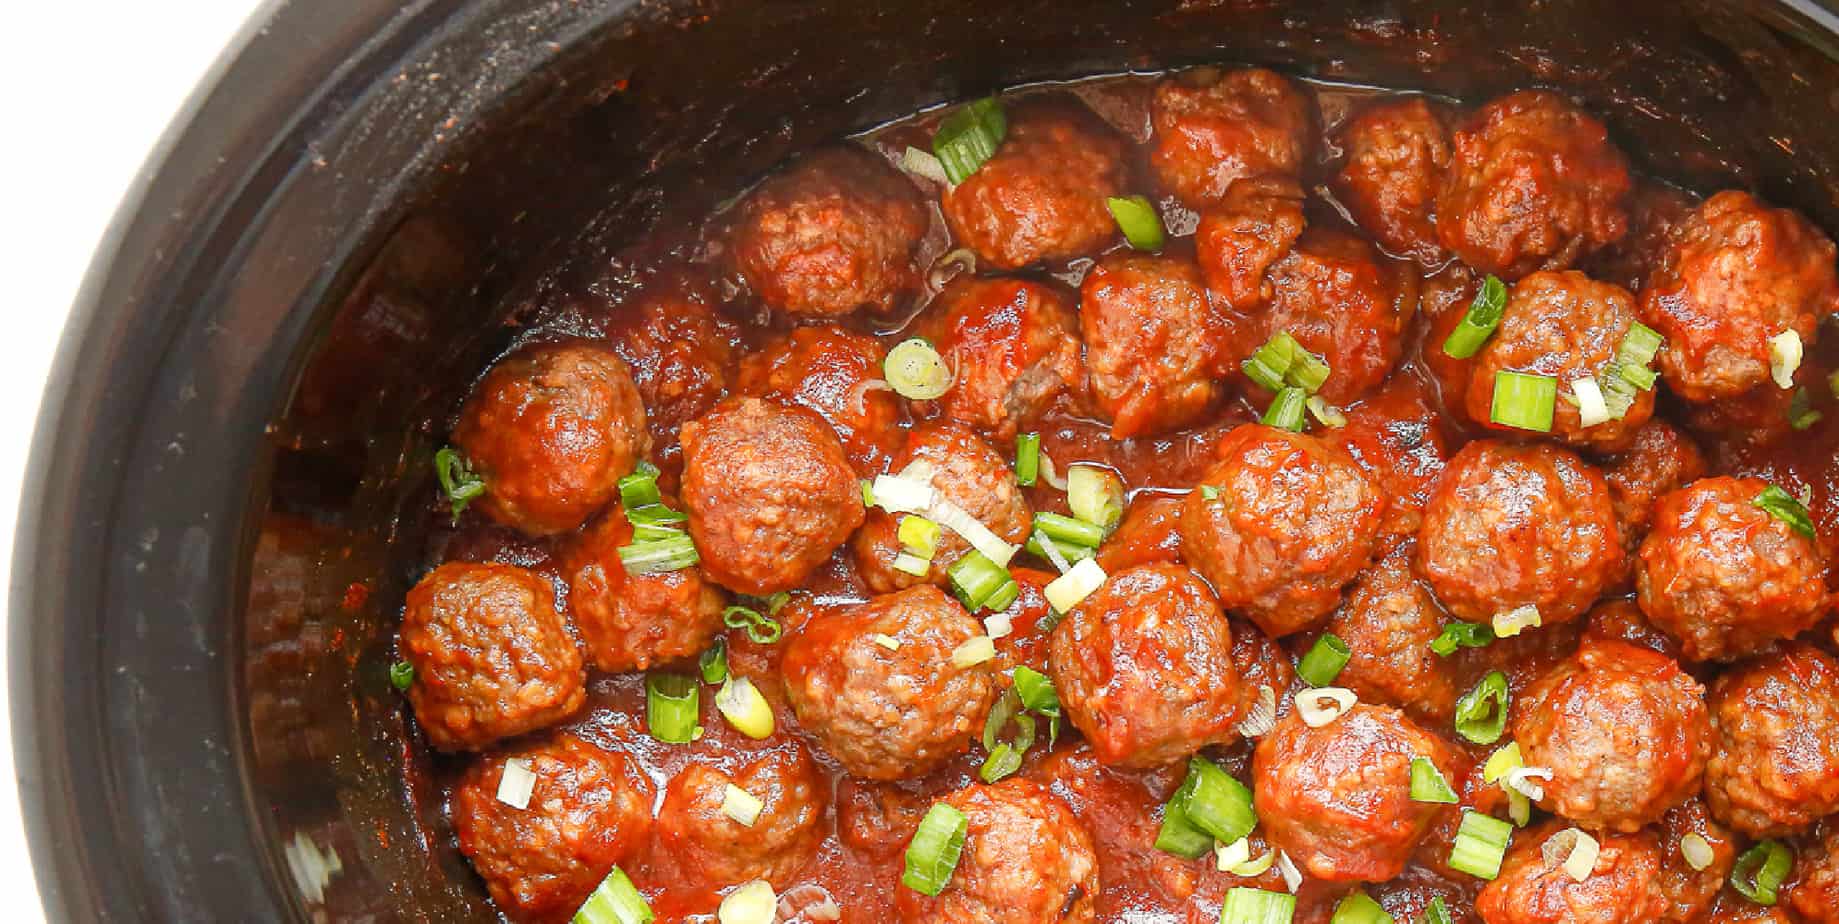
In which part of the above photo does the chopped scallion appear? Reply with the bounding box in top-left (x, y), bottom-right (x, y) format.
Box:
top-left (389, 660), bottom-right (415, 691)
top-left (496, 757), bottom-right (537, 809)
top-left (1790, 387), bottom-right (1823, 431)
top-left (1424, 897), bottom-right (1452, 924)
top-left (901, 803), bottom-right (969, 895)
top-left (632, 522), bottom-right (685, 543)
top-left (645, 673), bottom-right (699, 744)
top-left (1174, 756), bottom-right (1258, 845)
top-left (1107, 195), bottom-right (1167, 251)
top-left (1013, 667), bottom-right (1062, 717)
top-left (1035, 511), bottom-right (1107, 549)
top-left (1262, 387), bottom-right (1308, 432)
top-left (1306, 395), bottom-right (1347, 428)
top-left (932, 96), bottom-right (1007, 186)
top-left (723, 605), bottom-right (784, 645)
top-left (1154, 793), bottom-right (1214, 859)
top-left (901, 145), bottom-right (950, 185)
top-left (434, 447), bottom-right (487, 524)
top-left (1679, 833), bottom-right (1714, 872)
top-left (1769, 330), bottom-right (1803, 390)
top-left (884, 338), bottom-right (954, 400)
top-left (700, 638), bottom-right (729, 685)
top-left (1455, 671), bottom-right (1510, 745)
top-left (1431, 622), bottom-right (1494, 657)
top-left (1753, 484), bottom-right (1817, 540)
top-left (983, 579), bottom-right (1021, 614)
top-left (1410, 758), bottom-right (1458, 804)
top-left (1298, 634), bottom-right (1351, 687)
top-left (1731, 840), bottom-right (1792, 905)
top-left (720, 784), bottom-right (765, 827)
top-left (626, 504), bottom-right (688, 527)
top-left (716, 879), bottom-right (775, 924)
top-left (1492, 604), bottom-right (1542, 639)
top-left (979, 743), bottom-right (1023, 783)
top-left (950, 636), bottom-right (997, 669)
top-left (1329, 892), bottom-right (1393, 924)
top-left (618, 465), bottom-right (662, 510)
top-left (1441, 275), bottom-right (1508, 359)
top-left (899, 515), bottom-right (942, 559)
top-left (1220, 887), bottom-right (1296, 924)
top-left (1243, 331), bottom-right (1332, 394)
top-left (715, 676), bottom-right (775, 739)
top-left (948, 550), bottom-right (1010, 611)
top-left (573, 867), bottom-right (652, 924)
top-left (618, 535), bottom-right (700, 575)
top-left (1044, 558), bottom-right (1107, 613)
top-left (1449, 811), bottom-right (1514, 880)
top-left (892, 552), bottom-right (932, 576)
top-left (1015, 433), bottom-right (1041, 486)
top-left (1489, 371), bottom-right (1557, 433)
top-left (1067, 464), bottom-right (1126, 532)
top-left (1296, 687), bottom-right (1358, 727)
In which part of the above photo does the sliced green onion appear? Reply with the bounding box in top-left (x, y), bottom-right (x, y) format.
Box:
top-left (1218, 840), bottom-right (1278, 877)
top-left (573, 867), bottom-right (652, 924)
top-left (1680, 833), bottom-right (1715, 872)
top-left (885, 338), bottom-right (954, 400)
top-left (700, 639), bottom-right (729, 685)
top-left (1753, 484), bottom-right (1817, 539)
top-left (1441, 275), bottom-right (1508, 359)
top-left (1014, 667), bottom-right (1062, 717)
top-left (1026, 533), bottom-right (1095, 568)
top-left (1262, 386), bottom-right (1308, 432)
top-left (1175, 756), bottom-right (1258, 845)
top-left (1044, 558), bottom-right (1108, 613)
top-left (1492, 604), bottom-right (1541, 639)
top-left (1571, 377), bottom-right (1611, 428)
top-left (389, 660), bottom-right (415, 691)
top-left (1154, 794), bottom-right (1214, 859)
top-left (434, 446), bottom-right (487, 523)
top-left (496, 757), bottom-right (537, 809)
top-left (1482, 742), bottom-right (1523, 784)
top-left (1410, 758), bottom-right (1459, 804)
top-left (861, 479), bottom-right (876, 507)
top-left (715, 676), bottom-right (775, 739)
top-left (1035, 512), bottom-right (1106, 548)
top-left (948, 550), bottom-right (1010, 610)
top-left (901, 145), bottom-right (950, 185)
top-left (626, 504), bottom-right (688, 527)
top-left (899, 515), bottom-right (942, 559)
top-left (1288, 352), bottom-right (1331, 395)
top-left (871, 632), bottom-right (901, 651)
top-left (618, 465), bottom-right (662, 510)
top-left (901, 803), bottom-right (969, 896)
top-left (646, 673), bottom-right (699, 744)
top-left (1107, 195), bottom-right (1167, 251)
top-left (632, 523), bottom-right (685, 543)
top-left (1015, 433), bottom-right (1041, 486)
top-left (1242, 331), bottom-right (1332, 394)
top-left (1619, 321), bottom-right (1663, 372)
top-left (619, 536), bottom-right (700, 575)
top-left (720, 784), bottom-right (765, 827)
top-left (1296, 687), bottom-right (1358, 728)
top-left (1306, 395), bottom-right (1347, 428)
top-left (1449, 811), bottom-right (1514, 881)
top-left (717, 880), bottom-right (775, 924)
top-left (1424, 897), bottom-right (1452, 924)
top-left (1200, 485), bottom-right (1221, 500)
top-left (1455, 671), bottom-right (1510, 745)
top-left (1067, 464), bottom-right (1125, 532)
top-left (979, 743), bottom-right (1023, 783)
top-left (1330, 892), bottom-right (1394, 924)
top-left (930, 495), bottom-right (1020, 567)
top-left (979, 691), bottom-right (1037, 783)
top-left (1542, 827), bottom-right (1600, 881)
top-left (1731, 841), bottom-right (1792, 905)
top-left (1220, 887), bottom-right (1296, 924)
top-left (1769, 330), bottom-right (1803, 390)
top-left (1790, 387), bottom-right (1823, 431)
top-left (1489, 371), bottom-right (1557, 433)
top-left (983, 579), bottom-right (1021, 613)
top-left (723, 605), bottom-right (784, 645)
top-left (951, 635), bottom-right (997, 668)
top-left (932, 96), bottom-right (1007, 186)
top-left (1298, 634), bottom-right (1352, 687)
top-left (892, 552), bottom-right (932, 576)
top-left (1431, 622), bottom-right (1494, 657)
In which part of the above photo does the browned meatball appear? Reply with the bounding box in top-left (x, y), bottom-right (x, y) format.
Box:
top-left (1332, 97), bottom-right (1455, 265)
top-left (1705, 643), bottom-right (1839, 837)
top-left (1194, 175), bottom-right (1306, 314)
top-left (1047, 563), bottom-right (1241, 768)
top-left (679, 397), bottom-right (865, 596)
top-left (451, 341), bottom-right (648, 536)
top-left (1585, 182), bottom-right (1696, 293)
top-left (1601, 419), bottom-right (1709, 562)
top-left (894, 778), bottom-right (1100, 924)
top-left (1436, 90), bottom-right (1632, 280)
top-left (835, 778), bottom-right (932, 858)
top-left (1096, 494), bottom-right (1186, 573)
top-left (1635, 477), bottom-right (1828, 662)
top-left (735, 325), bottom-right (906, 475)
top-left (940, 97), bottom-right (1127, 269)
top-left (1474, 823), bottom-right (1668, 924)
top-left (915, 275), bottom-right (1084, 441)
top-left (1513, 639), bottom-right (1710, 832)
top-left (1658, 798), bottom-right (1739, 923)
top-left (651, 744), bottom-right (826, 889)
top-left (451, 734), bottom-right (654, 923)
top-left (853, 422), bottom-right (1031, 593)
top-left (1150, 66), bottom-right (1315, 208)
top-left (729, 145), bottom-right (929, 318)
top-left (1786, 817), bottom-right (1839, 923)
top-left (1080, 253), bottom-right (1234, 438)
top-left (781, 586), bottom-right (997, 779)
top-left (1679, 381), bottom-right (1799, 449)
top-left (1324, 543), bottom-right (1462, 725)
top-left (1582, 599), bottom-right (1681, 661)
top-left (1699, 895), bottom-right (1798, 924)
top-left (1465, 271), bottom-right (1653, 450)
top-left (600, 284), bottom-right (737, 441)
top-left (1416, 440), bottom-right (1623, 625)
top-left (560, 505), bottom-right (725, 673)
top-left (1326, 377), bottom-right (1455, 547)
top-left (1251, 227), bottom-right (1421, 405)
top-left (1182, 425), bottom-right (1386, 637)
top-left (1640, 190), bottom-right (1839, 402)
top-left (399, 562), bottom-right (585, 752)
top-left (1253, 705), bottom-right (1460, 883)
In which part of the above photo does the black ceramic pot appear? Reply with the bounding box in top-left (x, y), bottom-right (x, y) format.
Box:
top-left (15, 0), bottom-right (1839, 919)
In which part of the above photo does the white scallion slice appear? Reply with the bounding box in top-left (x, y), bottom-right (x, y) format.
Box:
top-left (1296, 687), bottom-right (1357, 728)
top-left (901, 146), bottom-right (950, 185)
top-left (1067, 464), bottom-right (1125, 532)
top-left (1306, 395), bottom-right (1348, 428)
top-left (1044, 558), bottom-right (1107, 614)
top-left (721, 784), bottom-right (766, 827)
top-left (951, 636), bottom-right (997, 669)
top-left (1232, 849), bottom-right (1277, 878)
top-left (1276, 850), bottom-right (1303, 893)
top-left (1037, 450), bottom-right (1069, 491)
top-left (885, 338), bottom-right (955, 400)
top-left (715, 677), bottom-right (775, 740)
top-left (892, 551), bottom-right (932, 577)
top-left (1770, 330), bottom-right (1803, 389)
top-left (930, 496), bottom-right (1019, 567)
top-left (984, 612), bottom-right (1014, 640)
top-left (1505, 766), bottom-right (1554, 801)
top-left (1571, 378), bottom-right (1610, 427)
top-left (871, 633), bottom-right (902, 651)
top-left (872, 473), bottom-right (936, 515)
top-left (1215, 837), bottom-right (1252, 872)
top-left (1542, 828), bottom-right (1600, 882)
top-left (495, 757), bottom-right (537, 810)
top-left (718, 879), bottom-right (777, 924)
top-left (775, 884), bottom-right (842, 922)
top-left (1237, 684), bottom-right (1278, 738)
top-left (1032, 528), bottom-right (1073, 575)
top-left (1492, 604), bottom-right (1542, 639)
top-left (1680, 833), bottom-right (1714, 872)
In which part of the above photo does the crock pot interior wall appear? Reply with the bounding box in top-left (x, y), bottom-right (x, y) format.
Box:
top-left (17, 0), bottom-right (1839, 920)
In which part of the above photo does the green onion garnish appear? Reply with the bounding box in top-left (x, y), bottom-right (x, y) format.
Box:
top-left (1790, 387), bottom-right (1823, 431)
top-left (899, 515), bottom-right (942, 560)
top-left (1220, 887), bottom-right (1296, 924)
top-left (618, 463), bottom-right (662, 510)
top-left (1034, 512), bottom-right (1107, 549)
top-left (948, 550), bottom-right (1010, 611)
top-left (1753, 484), bottom-right (1817, 539)
top-left (884, 338), bottom-right (954, 400)
top-left (1067, 464), bottom-right (1126, 533)
top-left (1306, 395), bottom-right (1348, 428)
top-left (1431, 622), bottom-right (1495, 657)
top-left (1441, 275), bottom-right (1508, 359)
top-left (572, 866), bottom-right (652, 924)
top-left (979, 691), bottom-right (1037, 783)
top-left (901, 803), bottom-right (969, 895)
top-left (983, 578), bottom-right (1021, 613)
top-left (1489, 371), bottom-right (1557, 433)
top-left (699, 639), bottom-right (729, 685)
top-left (1015, 433), bottom-right (1041, 487)
top-left (1107, 195), bottom-right (1167, 251)
top-left (861, 479), bottom-right (876, 507)
top-left (1200, 485), bottom-right (1221, 501)
top-left (1298, 634), bottom-right (1352, 687)
top-left (1026, 533), bottom-right (1096, 565)
top-left (389, 660), bottom-right (415, 691)
top-left (1243, 331), bottom-right (1331, 394)
top-left (1449, 810), bottom-right (1514, 880)
top-left (722, 605), bottom-right (783, 645)
top-left (1014, 666), bottom-right (1062, 716)
top-left (1330, 892), bottom-right (1393, 924)
top-left (434, 447), bottom-right (487, 524)
top-left (618, 535), bottom-right (700, 575)
top-left (1174, 756), bottom-right (1258, 845)
top-left (1261, 386), bottom-right (1308, 432)
top-left (979, 743), bottom-right (1023, 784)
top-left (1154, 792), bottom-right (1215, 859)
top-left (1410, 757), bottom-right (1459, 804)
top-left (1730, 840), bottom-right (1792, 905)
top-left (1423, 897), bottom-right (1452, 924)
top-left (1455, 671), bottom-right (1510, 745)
top-left (645, 673), bottom-right (699, 745)
top-left (932, 96), bottom-right (1007, 186)
top-left (626, 504), bottom-right (688, 527)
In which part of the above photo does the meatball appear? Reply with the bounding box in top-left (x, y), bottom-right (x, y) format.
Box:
top-left (1436, 90), bottom-right (1631, 280)
top-left (894, 778), bottom-right (1100, 924)
top-left (1150, 66), bottom-right (1315, 208)
top-left (1600, 420), bottom-right (1709, 560)
top-left (1181, 425), bottom-right (1386, 638)
top-left (560, 505), bottom-right (726, 673)
top-left (451, 341), bottom-right (649, 536)
top-left (1786, 817), bottom-right (1839, 923)
top-left (735, 325), bottom-right (905, 475)
top-left (1080, 253), bottom-right (1233, 438)
top-left (1582, 599), bottom-right (1681, 660)
top-left (836, 777), bottom-right (932, 858)
top-left (1465, 271), bottom-right (1652, 450)
top-left (651, 744), bottom-right (826, 888)
top-left (1324, 543), bottom-right (1462, 724)
top-left (1047, 563), bottom-right (1242, 768)
top-left (1332, 97), bottom-right (1455, 265)
top-left (1253, 705), bottom-right (1460, 883)
top-left (1658, 798), bottom-right (1739, 923)
top-left (729, 145), bottom-right (929, 318)
top-left (940, 97), bottom-right (1128, 269)
top-left (781, 586), bottom-right (997, 779)
top-left (1252, 227), bottom-right (1421, 404)
top-left (451, 734), bottom-right (654, 922)
top-left (1194, 175), bottom-right (1306, 313)
top-left (600, 283), bottom-right (737, 441)
top-left (1640, 190), bottom-right (1839, 402)
top-left (1473, 823), bottom-right (1668, 924)
top-left (1326, 377), bottom-right (1454, 546)
top-left (1096, 494), bottom-right (1185, 573)
top-left (1585, 181), bottom-right (1696, 293)
top-left (1635, 476), bottom-right (1828, 662)
top-left (399, 562), bottom-right (585, 752)
top-left (853, 422), bottom-right (1031, 593)
top-left (1416, 440), bottom-right (1622, 625)
top-left (1680, 381), bottom-right (1798, 449)
top-left (1513, 639), bottom-right (1710, 832)
top-left (916, 275), bottom-right (1084, 440)
top-left (1704, 643), bottom-right (1839, 837)
top-left (679, 397), bottom-right (865, 596)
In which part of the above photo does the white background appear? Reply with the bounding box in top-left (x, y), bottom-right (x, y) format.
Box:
top-left (0, 0), bottom-right (264, 918)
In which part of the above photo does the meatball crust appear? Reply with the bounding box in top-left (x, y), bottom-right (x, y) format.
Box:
top-left (400, 562), bottom-right (585, 752)
top-left (1194, 175), bottom-right (1307, 313)
top-left (1600, 420), bottom-right (1709, 560)
top-left (916, 275), bottom-right (1085, 441)
top-left (1254, 227), bottom-right (1421, 404)
top-left (1253, 705), bottom-right (1460, 883)
top-left (1474, 823), bottom-right (1669, 924)
top-left (1046, 563), bottom-right (1242, 768)
top-left (1465, 271), bottom-right (1652, 450)
top-left (894, 778), bottom-right (1100, 924)
top-left (1436, 90), bottom-right (1632, 280)
top-left (560, 505), bottom-right (725, 673)
top-left (735, 325), bottom-right (905, 475)
top-left (1635, 476), bottom-right (1828, 662)
top-left (1080, 253), bottom-right (1233, 438)
top-left (1416, 440), bottom-right (1623, 625)
top-left (452, 341), bottom-right (649, 536)
top-left (600, 285), bottom-right (737, 440)
top-left (1640, 190), bottom-right (1839, 402)
top-left (451, 734), bottom-right (654, 923)
top-left (1705, 643), bottom-right (1839, 837)
top-left (1181, 425), bottom-right (1386, 637)
top-left (1786, 817), bottom-right (1839, 923)
top-left (1332, 96), bottom-right (1455, 265)
top-left (781, 586), bottom-right (997, 780)
top-left (679, 397), bottom-right (866, 596)
top-left (1513, 639), bottom-right (1710, 832)
top-left (729, 145), bottom-right (928, 318)
top-left (940, 97), bottom-right (1128, 269)
top-left (652, 744), bottom-right (826, 888)
top-left (1150, 66), bottom-right (1315, 208)
top-left (853, 422), bottom-right (1032, 593)
top-left (1324, 543), bottom-right (1462, 724)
